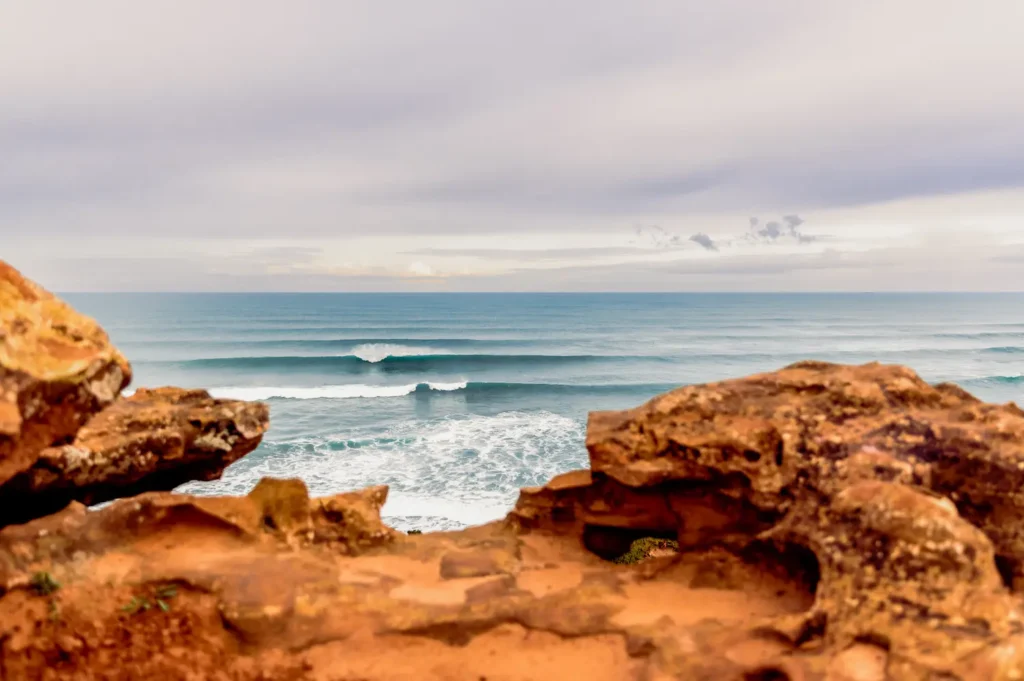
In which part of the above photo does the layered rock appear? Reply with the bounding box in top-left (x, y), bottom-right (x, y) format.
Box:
top-left (0, 387), bottom-right (269, 526)
top-left (0, 261), bottom-right (131, 487)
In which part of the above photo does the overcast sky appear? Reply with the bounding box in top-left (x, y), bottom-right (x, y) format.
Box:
top-left (4, 1), bottom-right (1024, 291)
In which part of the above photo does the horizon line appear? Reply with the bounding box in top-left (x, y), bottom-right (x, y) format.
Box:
top-left (59, 290), bottom-right (1024, 295)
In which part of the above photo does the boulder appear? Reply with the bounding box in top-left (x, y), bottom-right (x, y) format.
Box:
top-left (510, 361), bottom-right (1024, 678)
top-left (0, 387), bottom-right (269, 526)
top-left (0, 261), bottom-right (131, 487)
top-left (0, 263), bottom-right (271, 528)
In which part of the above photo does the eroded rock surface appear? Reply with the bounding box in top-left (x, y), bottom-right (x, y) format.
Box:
top-left (0, 387), bottom-right (270, 526)
top-left (0, 263), bottom-right (272, 529)
top-left (0, 261), bottom-right (131, 487)
top-left (512, 361), bottom-right (1024, 679)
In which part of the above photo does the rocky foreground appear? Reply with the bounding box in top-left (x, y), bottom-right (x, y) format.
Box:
top-left (2, 262), bottom-right (1024, 680)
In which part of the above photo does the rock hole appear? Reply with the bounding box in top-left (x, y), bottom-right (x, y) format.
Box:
top-left (551, 506), bottom-right (575, 523)
top-left (262, 513), bottom-right (279, 531)
top-left (583, 525), bottom-right (676, 563)
top-left (774, 441), bottom-right (784, 467)
top-left (744, 450), bottom-right (762, 463)
top-left (739, 540), bottom-right (821, 600)
top-left (854, 632), bottom-right (891, 651)
top-left (743, 667), bottom-right (790, 681)
top-left (995, 555), bottom-right (1016, 590)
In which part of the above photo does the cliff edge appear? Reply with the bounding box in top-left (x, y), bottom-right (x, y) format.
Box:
top-left (1, 261), bottom-right (1021, 680)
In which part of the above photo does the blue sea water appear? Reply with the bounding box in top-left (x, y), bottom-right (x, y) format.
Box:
top-left (67, 293), bottom-right (1024, 531)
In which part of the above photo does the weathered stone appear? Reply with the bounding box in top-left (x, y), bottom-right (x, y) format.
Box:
top-left (0, 387), bottom-right (270, 526)
top-left (0, 261), bottom-right (131, 487)
top-left (4, 346), bottom-right (1024, 678)
top-left (510, 361), bottom-right (1024, 678)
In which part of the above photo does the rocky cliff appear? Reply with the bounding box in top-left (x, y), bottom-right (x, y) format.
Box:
top-left (1, 261), bottom-right (1022, 680)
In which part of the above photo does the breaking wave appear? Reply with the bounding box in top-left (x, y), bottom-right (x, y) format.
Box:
top-left (206, 381), bottom-right (676, 401)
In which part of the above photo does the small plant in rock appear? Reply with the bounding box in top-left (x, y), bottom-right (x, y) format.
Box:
top-left (154, 584), bottom-right (177, 611)
top-left (614, 538), bottom-right (679, 565)
top-left (122, 596), bottom-right (152, 615)
top-left (407, 529), bottom-right (423, 535)
top-left (30, 571), bottom-right (61, 596)
top-left (123, 584), bottom-right (179, 615)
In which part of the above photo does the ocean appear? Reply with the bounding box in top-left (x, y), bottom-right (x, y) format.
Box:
top-left (67, 293), bottom-right (1024, 532)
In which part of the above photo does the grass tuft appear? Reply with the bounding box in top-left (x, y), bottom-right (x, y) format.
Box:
top-left (613, 537), bottom-right (679, 565)
top-left (30, 571), bottom-right (61, 596)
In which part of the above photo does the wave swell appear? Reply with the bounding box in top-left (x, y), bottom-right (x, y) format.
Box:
top-left (160, 352), bottom-right (655, 373)
top-left (207, 381), bottom-right (676, 401)
top-left (960, 375), bottom-right (1024, 387)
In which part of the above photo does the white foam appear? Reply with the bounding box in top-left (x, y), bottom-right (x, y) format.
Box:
top-left (207, 381), bottom-right (468, 401)
top-left (177, 410), bottom-right (586, 530)
top-left (425, 381), bottom-right (468, 392)
top-left (350, 343), bottom-right (437, 363)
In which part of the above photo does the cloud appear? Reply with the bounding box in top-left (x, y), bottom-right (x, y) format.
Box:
top-left (630, 226), bottom-right (685, 249)
top-left (744, 214), bottom-right (819, 244)
top-left (403, 246), bottom-right (656, 260)
top-left (688, 233), bottom-right (718, 251)
top-left (407, 261), bottom-right (438, 278)
top-left (3, 1), bottom-right (1024, 290)
top-left (680, 215), bottom-right (819, 254)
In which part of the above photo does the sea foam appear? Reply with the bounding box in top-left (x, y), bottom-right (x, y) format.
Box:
top-left (178, 409), bottom-right (587, 532)
top-left (350, 343), bottom-right (439, 363)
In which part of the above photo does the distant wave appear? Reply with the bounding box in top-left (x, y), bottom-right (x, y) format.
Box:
top-left (121, 337), bottom-right (539, 349)
top-left (935, 332), bottom-right (1024, 340)
top-left (960, 375), bottom-right (1024, 387)
top-left (207, 381), bottom-right (677, 401)
top-left (157, 353), bottom-right (658, 373)
top-left (209, 382), bottom-right (468, 400)
top-left (351, 343), bottom-right (439, 362)
top-left (982, 346), bottom-right (1024, 354)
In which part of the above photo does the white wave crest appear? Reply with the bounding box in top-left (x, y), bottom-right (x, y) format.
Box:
top-left (350, 343), bottom-right (436, 363)
top-left (208, 381), bottom-right (468, 401)
top-left (177, 410), bottom-right (587, 531)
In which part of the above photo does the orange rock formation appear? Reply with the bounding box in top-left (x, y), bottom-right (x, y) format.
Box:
top-left (1, 260), bottom-right (1022, 680)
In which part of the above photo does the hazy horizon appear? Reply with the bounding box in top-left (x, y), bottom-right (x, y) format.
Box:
top-left (5, 1), bottom-right (1024, 292)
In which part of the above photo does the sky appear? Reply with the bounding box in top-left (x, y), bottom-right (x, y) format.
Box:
top-left (3, 1), bottom-right (1024, 291)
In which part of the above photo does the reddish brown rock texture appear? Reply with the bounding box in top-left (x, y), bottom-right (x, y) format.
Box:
top-left (512, 361), bottom-right (1024, 679)
top-left (3, 262), bottom-right (1024, 680)
top-left (0, 387), bottom-right (269, 526)
top-left (0, 261), bottom-right (270, 527)
top-left (0, 261), bottom-right (131, 488)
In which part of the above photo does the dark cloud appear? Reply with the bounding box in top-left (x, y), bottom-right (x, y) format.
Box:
top-left (744, 214), bottom-right (819, 244)
top-left (783, 214), bottom-right (804, 229)
top-left (630, 225), bottom-right (685, 249)
top-left (688, 233), bottom-right (718, 251)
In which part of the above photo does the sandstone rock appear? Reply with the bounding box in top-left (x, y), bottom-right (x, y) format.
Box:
top-left (511, 361), bottom-right (1024, 678)
top-left (3, 360), bottom-right (1024, 679)
top-left (0, 387), bottom-right (270, 526)
top-left (0, 261), bottom-right (131, 487)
